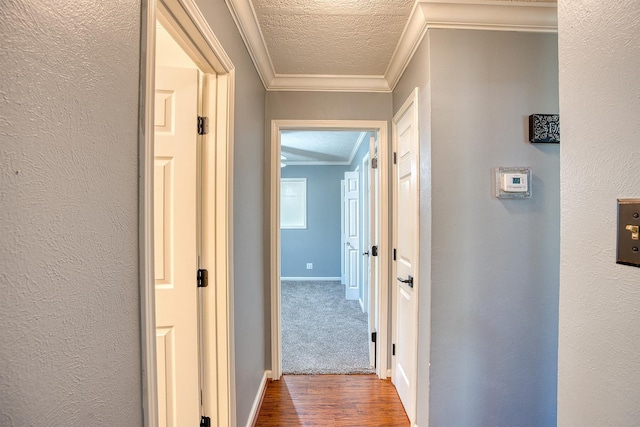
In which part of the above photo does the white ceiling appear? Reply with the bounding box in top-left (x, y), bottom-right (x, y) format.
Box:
top-left (226, 0), bottom-right (558, 92)
top-left (281, 130), bottom-right (367, 165)
top-left (252, 0), bottom-right (414, 76)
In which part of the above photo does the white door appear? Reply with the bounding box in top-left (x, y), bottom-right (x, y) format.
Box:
top-left (361, 157), bottom-right (370, 313)
top-left (392, 91), bottom-right (419, 424)
top-left (154, 65), bottom-right (200, 427)
top-left (368, 134), bottom-right (378, 368)
top-left (340, 179), bottom-right (346, 285)
top-left (344, 171), bottom-right (360, 300)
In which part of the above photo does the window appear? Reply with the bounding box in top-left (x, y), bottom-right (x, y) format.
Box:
top-left (281, 178), bottom-right (307, 229)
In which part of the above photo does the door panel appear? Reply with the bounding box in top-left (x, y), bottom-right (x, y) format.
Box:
top-left (344, 171), bottom-right (360, 300)
top-left (154, 65), bottom-right (200, 427)
top-left (392, 94), bottom-right (419, 424)
top-left (368, 134), bottom-right (378, 368)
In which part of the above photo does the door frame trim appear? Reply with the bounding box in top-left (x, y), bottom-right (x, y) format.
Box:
top-left (391, 88), bottom-right (420, 425)
top-left (269, 120), bottom-right (389, 380)
top-left (139, 0), bottom-right (236, 425)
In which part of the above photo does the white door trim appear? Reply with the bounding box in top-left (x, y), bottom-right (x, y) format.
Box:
top-left (391, 88), bottom-right (420, 425)
top-left (269, 120), bottom-right (389, 380)
top-left (139, 0), bottom-right (236, 425)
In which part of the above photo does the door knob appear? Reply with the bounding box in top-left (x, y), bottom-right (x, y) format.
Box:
top-left (363, 251), bottom-right (370, 256)
top-left (397, 275), bottom-right (414, 288)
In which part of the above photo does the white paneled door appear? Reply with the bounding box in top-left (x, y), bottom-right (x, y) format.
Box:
top-left (154, 65), bottom-right (200, 427)
top-left (344, 171), bottom-right (360, 300)
top-left (368, 134), bottom-right (378, 368)
top-left (392, 91), bottom-right (419, 425)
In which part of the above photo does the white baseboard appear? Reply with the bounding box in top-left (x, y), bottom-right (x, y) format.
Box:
top-left (280, 276), bottom-right (341, 281)
top-left (387, 369), bottom-right (392, 378)
top-left (246, 370), bottom-right (270, 427)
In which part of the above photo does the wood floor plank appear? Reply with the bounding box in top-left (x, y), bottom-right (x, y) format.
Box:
top-left (254, 375), bottom-right (409, 426)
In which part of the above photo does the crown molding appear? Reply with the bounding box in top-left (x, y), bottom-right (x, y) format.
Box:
top-left (420, 1), bottom-right (558, 32)
top-left (384, 2), bottom-right (430, 93)
top-left (269, 74), bottom-right (391, 93)
top-left (224, 0), bottom-right (275, 88)
top-left (225, 0), bottom-right (557, 92)
top-left (385, 1), bottom-right (558, 89)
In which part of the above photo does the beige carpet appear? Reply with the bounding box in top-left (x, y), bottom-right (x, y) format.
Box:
top-left (281, 280), bottom-right (374, 375)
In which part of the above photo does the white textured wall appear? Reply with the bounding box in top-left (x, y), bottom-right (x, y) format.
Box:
top-left (558, 1), bottom-right (640, 425)
top-left (0, 1), bottom-right (143, 426)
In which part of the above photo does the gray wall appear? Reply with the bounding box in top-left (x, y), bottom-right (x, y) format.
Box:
top-left (0, 1), bottom-right (268, 426)
top-left (0, 2), bottom-right (143, 425)
top-left (195, 1), bottom-right (267, 425)
top-left (558, 1), bottom-right (640, 425)
top-left (281, 165), bottom-right (348, 278)
top-left (394, 30), bottom-right (560, 426)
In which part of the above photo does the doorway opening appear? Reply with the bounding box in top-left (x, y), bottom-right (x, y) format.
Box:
top-left (139, 0), bottom-right (236, 425)
top-left (279, 130), bottom-right (373, 375)
top-left (270, 120), bottom-right (389, 381)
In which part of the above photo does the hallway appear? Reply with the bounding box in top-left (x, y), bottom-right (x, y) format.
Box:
top-left (255, 375), bottom-right (409, 426)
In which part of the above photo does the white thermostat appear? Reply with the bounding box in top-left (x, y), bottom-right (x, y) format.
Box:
top-left (495, 167), bottom-right (532, 198)
top-left (502, 173), bottom-right (528, 192)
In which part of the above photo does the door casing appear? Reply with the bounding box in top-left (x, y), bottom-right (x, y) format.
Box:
top-left (139, 0), bottom-right (236, 425)
top-left (269, 120), bottom-right (390, 381)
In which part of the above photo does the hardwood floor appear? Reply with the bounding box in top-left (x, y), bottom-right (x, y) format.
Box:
top-left (254, 374), bottom-right (410, 426)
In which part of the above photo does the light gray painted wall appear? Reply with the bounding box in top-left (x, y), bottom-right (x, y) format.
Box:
top-left (267, 92), bottom-right (393, 122)
top-left (0, 2), bottom-right (143, 426)
top-left (394, 29), bottom-right (560, 426)
top-left (265, 91), bottom-right (393, 365)
top-left (558, 1), bottom-right (640, 425)
top-left (195, 1), bottom-right (267, 425)
top-left (281, 166), bottom-right (348, 278)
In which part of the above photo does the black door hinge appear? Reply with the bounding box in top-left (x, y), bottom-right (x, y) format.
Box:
top-left (393, 248), bottom-right (396, 261)
top-left (200, 416), bottom-right (211, 427)
top-left (392, 344), bottom-right (396, 356)
top-left (372, 331), bottom-right (377, 369)
top-left (197, 116), bottom-right (209, 135)
top-left (371, 245), bottom-right (378, 257)
top-left (197, 269), bottom-right (208, 288)
top-left (393, 152), bottom-right (397, 164)
top-left (371, 157), bottom-right (378, 169)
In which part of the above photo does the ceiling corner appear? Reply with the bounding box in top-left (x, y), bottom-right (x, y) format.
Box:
top-left (225, 0), bottom-right (558, 93)
top-left (386, 0), bottom-right (558, 91)
top-left (225, 0), bottom-right (275, 89)
top-left (385, 2), bottom-right (430, 91)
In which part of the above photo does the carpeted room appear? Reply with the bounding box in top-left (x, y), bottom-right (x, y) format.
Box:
top-left (280, 143), bottom-right (374, 375)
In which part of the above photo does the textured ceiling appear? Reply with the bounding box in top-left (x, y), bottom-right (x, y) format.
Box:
top-left (253, 0), bottom-right (414, 75)
top-left (281, 130), bottom-right (367, 164)
top-left (227, 0), bottom-right (558, 91)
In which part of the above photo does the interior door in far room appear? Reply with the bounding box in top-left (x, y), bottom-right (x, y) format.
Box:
top-left (392, 91), bottom-right (419, 425)
top-left (154, 65), bottom-right (200, 427)
top-left (344, 171), bottom-right (360, 300)
top-left (361, 153), bottom-right (370, 314)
